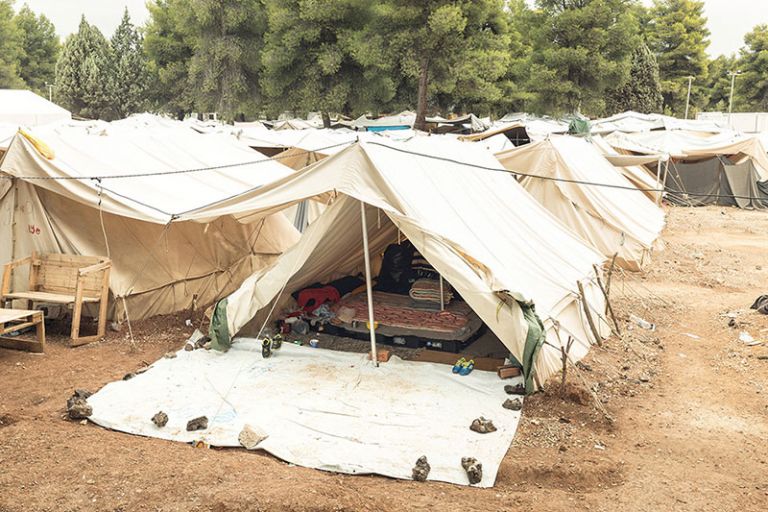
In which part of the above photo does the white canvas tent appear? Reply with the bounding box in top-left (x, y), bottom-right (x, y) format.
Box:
top-left (495, 136), bottom-right (665, 270)
top-left (0, 89), bottom-right (71, 127)
top-left (194, 137), bottom-right (611, 389)
top-left (0, 125), bottom-right (300, 321)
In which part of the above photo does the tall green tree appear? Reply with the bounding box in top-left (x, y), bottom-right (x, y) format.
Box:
top-left (55, 16), bottom-right (116, 120)
top-left (187, 0), bottom-right (266, 120)
top-left (14, 4), bottom-right (60, 96)
top-left (703, 54), bottom-right (738, 112)
top-left (380, 0), bottom-right (510, 130)
top-left (144, 0), bottom-right (195, 118)
top-left (0, 0), bottom-right (24, 88)
top-left (111, 8), bottom-right (149, 117)
top-left (737, 24), bottom-right (768, 112)
top-left (495, 0), bottom-right (536, 114)
top-left (261, 0), bottom-right (395, 125)
top-left (527, 0), bottom-right (640, 116)
top-left (607, 43), bottom-right (663, 114)
top-left (646, 0), bottom-right (710, 116)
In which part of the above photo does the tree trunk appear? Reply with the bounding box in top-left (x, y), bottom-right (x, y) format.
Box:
top-left (414, 57), bottom-right (429, 132)
top-left (322, 111), bottom-right (331, 129)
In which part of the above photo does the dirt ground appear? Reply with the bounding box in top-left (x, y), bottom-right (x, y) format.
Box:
top-left (1, 205), bottom-right (767, 512)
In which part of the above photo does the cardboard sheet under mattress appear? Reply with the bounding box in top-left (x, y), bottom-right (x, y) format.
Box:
top-left (330, 291), bottom-right (482, 341)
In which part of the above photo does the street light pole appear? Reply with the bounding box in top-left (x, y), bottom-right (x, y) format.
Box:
top-left (684, 76), bottom-right (694, 120)
top-left (728, 71), bottom-right (741, 126)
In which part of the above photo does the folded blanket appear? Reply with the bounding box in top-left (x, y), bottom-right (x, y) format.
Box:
top-left (409, 278), bottom-right (453, 304)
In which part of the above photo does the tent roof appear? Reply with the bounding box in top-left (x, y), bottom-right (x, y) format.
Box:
top-left (0, 89), bottom-right (71, 127)
top-left (495, 135), bottom-right (665, 262)
top-left (0, 125), bottom-right (296, 224)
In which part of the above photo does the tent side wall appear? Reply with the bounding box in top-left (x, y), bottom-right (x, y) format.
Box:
top-left (1, 179), bottom-right (298, 321)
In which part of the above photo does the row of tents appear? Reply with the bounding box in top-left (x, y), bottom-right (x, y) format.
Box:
top-left (2, 90), bottom-right (768, 389)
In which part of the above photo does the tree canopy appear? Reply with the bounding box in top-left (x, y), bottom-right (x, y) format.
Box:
top-left (14, 4), bottom-right (59, 96)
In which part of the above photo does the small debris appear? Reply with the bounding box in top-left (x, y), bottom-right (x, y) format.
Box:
top-left (186, 416), bottom-right (208, 431)
top-left (461, 457), bottom-right (483, 485)
top-left (412, 456), bottom-right (430, 482)
top-left (238, 424), bottom-right (268, 449)
top-left (576, 361), bottom-right (592, 372)
top-left (629, 314), bottom-right (656, 331)
top-left (682, 332), bottom-right (700, 339)
top-left (66, 390), bottom-right (92, 420)
top-left (739, 331), bottom-right (761, 346)
top-left (151, 411), bottom-right (168, 428)
top-left (502, 398), bottom-right (523, 411)
top-left (559, 417), bottom-right (571, 424)
top-left (163, 351), bottom-right (177, 359)
top-left (469, 417), bottom-right (497, 434)
top-left (639, 373), bottom-right (651, 383)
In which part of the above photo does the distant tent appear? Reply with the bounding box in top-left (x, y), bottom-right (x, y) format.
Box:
top-left (0, 89), bottom-right (71, 127)
top-left (606, 131), bottom-right (768, 208)
top-left (196, 137), bottom-right (611, 389)
top-left (0, 125), bottom-right (300, 321)
top-left (496, 136), bottom-right (665, 270)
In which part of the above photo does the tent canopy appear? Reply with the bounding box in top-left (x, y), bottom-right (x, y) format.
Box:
top-left (0, 89), bottom-right (71, 127)
top-left (203, 137), bottom-right (610, 387)
top-left (495, 136), bottom-right (665, 270)
top-left (0, 124), bottom-right (301, 320)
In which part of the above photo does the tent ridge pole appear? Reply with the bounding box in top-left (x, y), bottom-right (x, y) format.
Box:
top-left (360, 201), bottom-right (378, 367)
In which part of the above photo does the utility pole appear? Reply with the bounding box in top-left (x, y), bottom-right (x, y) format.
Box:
top-left (728, 70), bottom-right (741, 127)
top-left (45, 82), bottom-right (53, 102)
top-left (684, 76), bottom-right (694, 120)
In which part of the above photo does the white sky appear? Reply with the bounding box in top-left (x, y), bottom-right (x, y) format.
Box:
top-left (14, 0), bottom-right (768, 57)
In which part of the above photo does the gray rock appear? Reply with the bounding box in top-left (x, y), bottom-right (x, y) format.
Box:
top-left (412, 456), bottom-right (430, 482)
top-left (469, 416), bottom-right (497, 434)
top-left (461, 457), bottom-right (483, 485)
top-left (503, 398), bottom-right (523, 411)
top-left (152, 411), bottom-right (168, 428)
top-left (238, 424), bottom-right (268, 449)
top-left (186, 416), bottom-right (208, 431)
top-left (66, 394), bottom-right (92, 420)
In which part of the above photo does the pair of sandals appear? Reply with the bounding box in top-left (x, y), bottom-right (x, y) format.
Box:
top-left (261, 334), bottom-right (283, 358)
top-left (451, 357), bottom-right (475, 376)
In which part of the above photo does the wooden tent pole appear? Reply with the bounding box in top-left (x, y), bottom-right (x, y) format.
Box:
top-left (360, 201), bottom-right (378, 366)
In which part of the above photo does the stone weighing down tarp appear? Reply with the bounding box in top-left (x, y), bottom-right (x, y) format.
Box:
top-left (495, 136), bottom-right (666, 271)
top-left (192, 136), bottom-right (611, 387)
top-left (0, 125), bottom-right (300, 320)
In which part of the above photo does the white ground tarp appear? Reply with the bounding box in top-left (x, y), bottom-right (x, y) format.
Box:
top-left (88, 340), bottom-right (524, 487)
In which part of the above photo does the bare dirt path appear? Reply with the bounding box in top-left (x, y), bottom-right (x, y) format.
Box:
top-left (1, 206), bottom-right (767, 512)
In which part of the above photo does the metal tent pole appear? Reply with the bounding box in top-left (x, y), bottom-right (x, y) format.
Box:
top-left (360, 201), bottom-right (378, 366)
top-left (439, 274), bottom-right (445, 311)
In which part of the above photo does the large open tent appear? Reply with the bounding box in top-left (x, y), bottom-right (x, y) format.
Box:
top-left (0, 125), bottom-right (300, 321)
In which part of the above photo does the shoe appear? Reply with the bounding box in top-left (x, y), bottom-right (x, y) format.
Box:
top-left (452, 357), bottom-right (466, 374)
top-left (459, 359), bottom-right (475, 376)
top-left (272, 334), bottom-right (283, 350)
top-left (262, 337), bottom-right (272, 358)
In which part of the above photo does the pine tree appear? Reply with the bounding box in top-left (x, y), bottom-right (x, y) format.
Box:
top-left (55, 16), bottom-right (116, 120)
top-left (261, 0), bottom-right (396, 124)
top-left (703, 54), bottom-right (738, 112)
top-left (144, 0), bottom-right (195, 118)
top-left (527, 0), bottom-right (640, 117)
top-left (0, 0), bottom-right (24, 88)
top-left (608, 43), bottom-right (663, 114)
top-left (737, 24), bottom-right (768, 112)
top-left (111, 8), bottom-right (149, 117)
top-left (379, 0), bottom-right (510, 129)
top-left (14, 4), bottom-right (60, 96)
top-left (187, 0), bottom-right (266, 120)
top-left (646, 0), bottom-right (710, 116)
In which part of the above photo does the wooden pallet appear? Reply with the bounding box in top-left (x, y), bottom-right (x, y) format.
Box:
top-left (0, 308), bottom-right (45, 353)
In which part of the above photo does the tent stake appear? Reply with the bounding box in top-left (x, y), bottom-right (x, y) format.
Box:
top-left (577, 280), bottom-right (603, 347)
top-left (593, 264), bottom-right (621, 335)
top-left (360, 201), bottom-right (378, 367)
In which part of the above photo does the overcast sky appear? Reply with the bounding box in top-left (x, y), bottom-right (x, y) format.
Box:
top-left (16, 0), bottom-right (768, 57)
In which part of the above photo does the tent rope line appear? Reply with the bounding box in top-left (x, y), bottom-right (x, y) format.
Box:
top-left (4, 139), bottom-right (768, 202)
top-left (0, 141), bottom-right (353, 181)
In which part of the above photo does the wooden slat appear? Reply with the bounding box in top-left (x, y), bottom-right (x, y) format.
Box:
top-left (0, 309), bottom-right (41, 324)
top-left (0, 337), bottom-right (44, 353)
top-left (3, 291), bottom-right (100, 303)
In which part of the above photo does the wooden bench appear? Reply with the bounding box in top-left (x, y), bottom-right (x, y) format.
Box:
top-left (1, 252), bottom-right (111, 346)
top-left (0, 309), bottom-right (45, 353)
